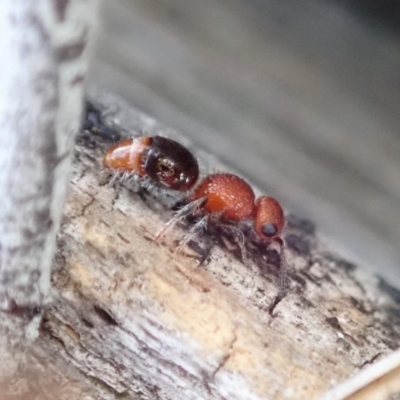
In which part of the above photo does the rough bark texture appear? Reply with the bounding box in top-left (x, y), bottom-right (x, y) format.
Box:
top-left (32, 92), bottom-right (400, 400)
top-left (0, 0), bottom-right (99, 377)
top-left (320, 347), bottom-right (400, 400)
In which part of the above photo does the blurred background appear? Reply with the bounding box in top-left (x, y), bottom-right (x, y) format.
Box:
top-left (90, 0), bottom-right (400, 286)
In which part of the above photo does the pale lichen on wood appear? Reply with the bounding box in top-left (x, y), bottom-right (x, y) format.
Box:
top-left (0, 0), bottom-right (99, 382)
top-left (40, 92), bottom-right (400, 400)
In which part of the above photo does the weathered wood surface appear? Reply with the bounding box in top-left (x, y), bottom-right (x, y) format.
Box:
top-left (1, 340), bottom-right (114, 400)
top-left (90, 0), bottom-right (400, 285)
top-left (320, 347), bottom-right (400, 400)
top-left (36, 93), bottom-right (400, 400)
top-left (0, 0), bottom-right (99, 380)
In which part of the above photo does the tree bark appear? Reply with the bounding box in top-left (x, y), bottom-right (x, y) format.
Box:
top-left (320, 347), bottom-right (400, 400)
top-left (31, 91), bottom-right (400, 400)
top-left (0, 0), bottom-right (99, 378)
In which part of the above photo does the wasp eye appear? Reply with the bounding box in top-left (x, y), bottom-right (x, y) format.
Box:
top-left (262, 223), bottom-right (278, 237)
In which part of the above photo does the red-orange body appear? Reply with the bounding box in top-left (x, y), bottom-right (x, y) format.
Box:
top-left (254, 196), bottom-right (285, 242)
top-left (103, 137), bottom-right (149, 176)
top-left (191, 173), bottom-right (255, 221)
top-left (103, 136), bottom-right (199, 191)
top-left (186, 172), bottom-right (286, 294)
top-left (104, 136), bottom-right (286, 292)
top-left (190, 173), bottom-right (285, 242)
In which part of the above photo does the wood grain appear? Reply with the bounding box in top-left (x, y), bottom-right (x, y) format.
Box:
top-left (0, 0), bottom-right (99, 379)
top-left (38, 94), bottom-right (400, 400)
